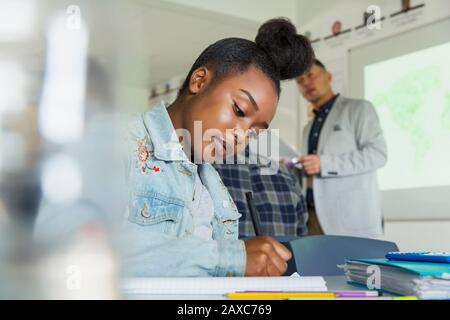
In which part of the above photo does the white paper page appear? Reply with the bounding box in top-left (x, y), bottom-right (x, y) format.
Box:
top-left (122, 276), bottom-right (327, 295)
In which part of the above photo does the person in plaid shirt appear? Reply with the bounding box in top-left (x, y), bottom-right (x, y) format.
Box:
top-left (213, 146), bottom-right (308, 239)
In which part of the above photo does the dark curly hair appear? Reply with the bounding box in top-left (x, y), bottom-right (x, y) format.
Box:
top-left (179, 17), bottom-right (315, 97)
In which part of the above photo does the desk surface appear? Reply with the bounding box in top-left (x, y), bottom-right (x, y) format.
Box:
top-left (124, 276), bottom-right (394, 300)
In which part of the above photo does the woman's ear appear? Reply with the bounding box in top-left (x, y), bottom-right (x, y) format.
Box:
top-left (188, 67), bottom-right (210, 94)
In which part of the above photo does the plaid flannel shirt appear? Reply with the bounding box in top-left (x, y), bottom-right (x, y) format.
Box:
top-left (213, 154), bottom-right (308, 238)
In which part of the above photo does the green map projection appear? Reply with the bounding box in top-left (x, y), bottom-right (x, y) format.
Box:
top-left (372, 66), bottom-right (439, 162)
top-left (365, 41), bottom-right (450, 191)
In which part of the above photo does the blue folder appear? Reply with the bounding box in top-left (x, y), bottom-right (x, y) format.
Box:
top-left (348, 258), bottom-right (450, 277)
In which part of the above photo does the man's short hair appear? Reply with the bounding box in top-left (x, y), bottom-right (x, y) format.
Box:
top-left (313, 59), bottom-right (327, 71)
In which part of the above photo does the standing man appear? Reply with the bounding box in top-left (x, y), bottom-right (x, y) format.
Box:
top-left (296, 59), bottom-right (387, 237)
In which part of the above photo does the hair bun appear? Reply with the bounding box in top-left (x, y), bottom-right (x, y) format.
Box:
top-left (255, 18), bottom-right (314, 80)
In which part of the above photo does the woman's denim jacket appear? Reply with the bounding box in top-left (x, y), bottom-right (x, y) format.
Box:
top-left (122, 102), bottom-right (246, 277)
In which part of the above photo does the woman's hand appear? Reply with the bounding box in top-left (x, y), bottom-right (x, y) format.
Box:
top-left (244, 236), bottom-right (292, 276)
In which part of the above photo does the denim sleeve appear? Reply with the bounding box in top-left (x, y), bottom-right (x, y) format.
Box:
top-left (120, 229), bottom-right (246, 277)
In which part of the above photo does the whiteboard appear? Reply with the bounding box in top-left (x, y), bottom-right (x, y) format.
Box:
top-left (349, 18), bottom-right (450, 221)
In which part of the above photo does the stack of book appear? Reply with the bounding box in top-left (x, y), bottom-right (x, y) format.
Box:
top-left (343, 258), bottom-right (450, 300)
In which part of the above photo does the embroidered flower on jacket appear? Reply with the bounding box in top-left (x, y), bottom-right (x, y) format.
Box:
top-left (137, 139), bottom-right (150, 163)
top-left (135, 138), bottom-right (159, 174)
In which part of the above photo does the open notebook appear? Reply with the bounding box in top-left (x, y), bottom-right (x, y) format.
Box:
top-left (122, 276), bottom-right (327, 295)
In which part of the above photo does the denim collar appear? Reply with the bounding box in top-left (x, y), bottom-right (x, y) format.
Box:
top-left (142, 101), bottom-right (188, 162)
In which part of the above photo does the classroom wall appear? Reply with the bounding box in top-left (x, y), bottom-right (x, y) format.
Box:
top-left (161, 0), bottom-right (299, 23)
top-left (383, 221), bottom-right (450, 252)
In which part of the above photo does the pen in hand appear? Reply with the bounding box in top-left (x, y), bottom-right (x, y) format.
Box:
top-left (244, 191), bottom-right (295, 276)
top-left (246, 191), bottom-right (262, 236)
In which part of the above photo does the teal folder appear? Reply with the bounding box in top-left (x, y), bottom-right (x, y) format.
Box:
top-left (348, 258), bottom-right (450, 277)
